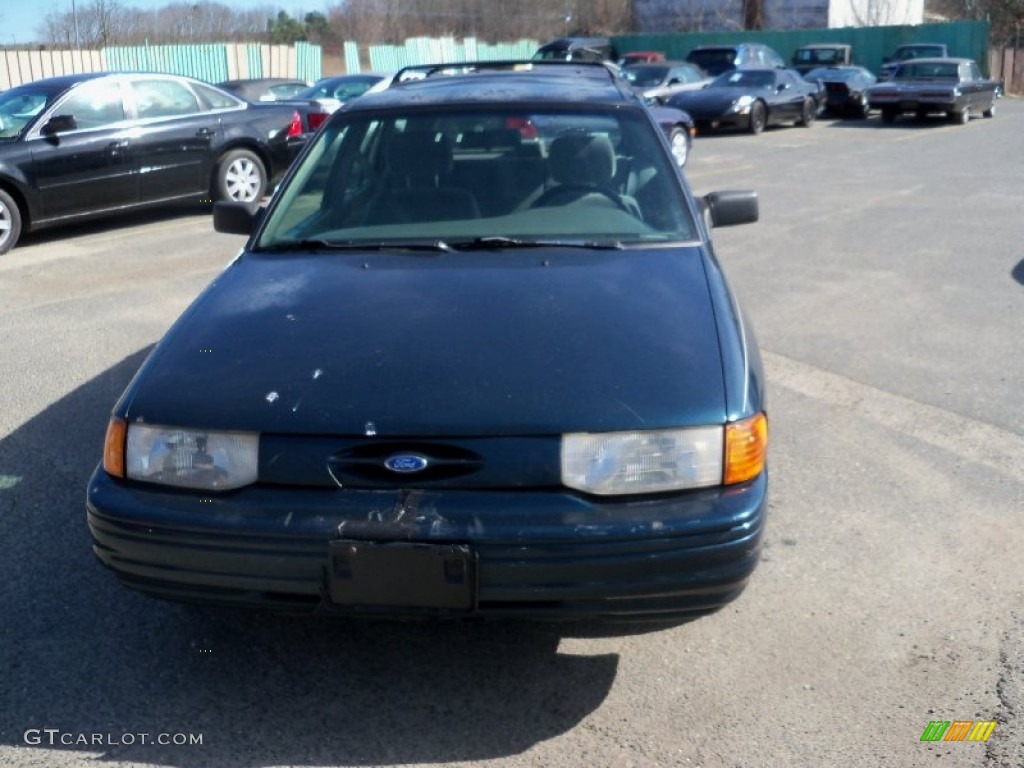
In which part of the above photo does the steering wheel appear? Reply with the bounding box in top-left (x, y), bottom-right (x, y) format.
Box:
top-left (531, 184), bottom-right (631, 213)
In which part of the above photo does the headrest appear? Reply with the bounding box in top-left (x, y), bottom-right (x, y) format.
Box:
top-left (548, 134), bottom-right (616, 186)
top-left (388, 132), bottom-right (453, 184)
top-left (458, 128), bottom-right (522, 152)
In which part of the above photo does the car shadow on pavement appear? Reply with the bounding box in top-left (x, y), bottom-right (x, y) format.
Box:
top-left (1012, 258), bottom-right (1024, 286)
top-left (16, 205), bottom-right (213, 251)
top-left (0, 350), bottom-right (618, 768)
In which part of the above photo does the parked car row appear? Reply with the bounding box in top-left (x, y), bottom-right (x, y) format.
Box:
top-left (0, 72), bottom-right (307, 255)
top-left (0, 52), bottom-right (1000, 256)
top-left (0, 70), bottom-right (393, 255)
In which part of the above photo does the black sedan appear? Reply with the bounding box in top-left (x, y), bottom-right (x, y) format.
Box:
top-left (218, 77), bottom-right (333, 136)
top-left (216, 78), bottom-right (310, 102)
top-left (87, 60), bottom-right (766, 624)
top-left (296, 73), bottom-right (388, 112)
top-left (666, 68), bottom-right (822, 134)
top-left (803, 66), bottom-right (877, 117)
top-left (0, 73), bottom-right (303, 254)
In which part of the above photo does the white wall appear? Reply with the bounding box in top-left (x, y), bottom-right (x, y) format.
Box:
top-left (829, 0), bottom-right (924, 27)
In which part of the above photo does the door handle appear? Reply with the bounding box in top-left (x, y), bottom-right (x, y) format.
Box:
top-left (195, 128), bottom-right (214, 138)
top-left (107, 140), bottom-right (129, 156)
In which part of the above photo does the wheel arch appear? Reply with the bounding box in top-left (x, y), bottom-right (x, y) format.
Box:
top-left (0, 178), bottom-right (33, 232)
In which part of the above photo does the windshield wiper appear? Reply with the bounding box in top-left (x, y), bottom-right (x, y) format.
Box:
top-left (448, 236), bottom-right (624, 250)
top-left (259, 239), bottom-right (454, 253)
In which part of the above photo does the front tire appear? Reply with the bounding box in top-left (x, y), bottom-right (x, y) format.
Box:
top-left (0, 188), bottom-right (23, 256)
top-left (215, 149), bottom-right (267, 203)
top-left (983, 100), bottom-right (996, 118)
top-left (798, 97), bottom-right (816, 127)
top-left (856, 94), bottom-right (870, 119)
top-left (748, 101), bottom-right (766, 135)
top-left (950, 107), bottom-right (970, 125)
top-left (667, 127), bottom-right (690, 167)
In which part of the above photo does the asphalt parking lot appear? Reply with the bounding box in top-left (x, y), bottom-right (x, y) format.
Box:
top-left (1, 99), bottom-right (1022, 767)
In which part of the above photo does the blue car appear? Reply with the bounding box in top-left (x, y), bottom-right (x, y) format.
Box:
top-left (87, 60), bottom-right (767, 624)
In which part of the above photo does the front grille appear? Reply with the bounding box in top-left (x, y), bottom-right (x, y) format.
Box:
top-left (328, 441), bottom-right (483, 487)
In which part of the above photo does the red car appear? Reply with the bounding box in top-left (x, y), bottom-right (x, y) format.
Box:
top-left (620, 51), bottom-right (666, 66)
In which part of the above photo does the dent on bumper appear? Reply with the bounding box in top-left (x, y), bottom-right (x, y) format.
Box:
top-left (86, 469), bottom-right (767, 621)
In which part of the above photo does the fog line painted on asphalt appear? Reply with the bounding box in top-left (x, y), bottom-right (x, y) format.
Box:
top-left (763, 350), bottom-right (1024, 479)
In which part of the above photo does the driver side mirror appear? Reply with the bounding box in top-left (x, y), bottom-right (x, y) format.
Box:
top-left (41, 114), bottom-right (77, 135)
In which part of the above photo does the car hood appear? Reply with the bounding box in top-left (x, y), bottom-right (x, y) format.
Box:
top-left (670, 87), bottom-right (754, 113)
top-left (122, 246), bottom-right (727, 436)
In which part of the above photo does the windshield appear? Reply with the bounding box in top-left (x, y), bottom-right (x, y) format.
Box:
top-left (712, 70), bottom-right (774, 89)
top-left (623, 66), bottom-right (670, 87)
top-left (895, 46), bottom-right (944, 61)
top-left (258, 106), bottom-right (695, 249)
top-left (687, 50), bottom-right (736, 76)
top-left (895, 62), bottom-right (959, 80)
top-left (805, 67), bottom-right (861, 82)
top-left (0, 88), bottom-right (51, 139)
top-left (796, 48), bottom-right (842, 64)
top-left (300, 77), bottom-right (382, 101)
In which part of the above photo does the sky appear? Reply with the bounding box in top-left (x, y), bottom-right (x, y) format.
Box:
top-left (2, 0), bottom-right (314, 46)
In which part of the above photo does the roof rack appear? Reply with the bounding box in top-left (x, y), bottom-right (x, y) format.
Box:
top-left (389, 59), bottom-right (621, 88)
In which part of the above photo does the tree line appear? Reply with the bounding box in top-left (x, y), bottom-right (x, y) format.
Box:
top-left (33, 0), bottom-right (1024, 51)
top-left (36, 0), bottom-right (631, 49)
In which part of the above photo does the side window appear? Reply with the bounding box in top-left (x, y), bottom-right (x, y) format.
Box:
top-left (55, 80), bottom-right (126, 130)
top-left (969, 63), bottom-right (981, 81)
top-left (194, 82), bottom-right (241, 111)
top-left (132, 80), bottom-right (201, 119)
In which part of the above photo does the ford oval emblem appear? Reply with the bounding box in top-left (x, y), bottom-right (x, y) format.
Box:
top-left (384, 454), bottom-right (429, 473)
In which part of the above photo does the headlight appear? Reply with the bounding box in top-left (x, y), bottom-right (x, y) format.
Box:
top-left (561, 426), bottom-right (723, 495)
top-left (561, 413), bottom-right (767, 496)
top-left (118, 422), bottom-right (259, 491)
top-left (731, 95), bottom-right (755, 112)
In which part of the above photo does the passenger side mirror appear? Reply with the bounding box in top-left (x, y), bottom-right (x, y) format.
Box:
top-left (701, 190), bottom-right (759, 228)
top-left (213, 201), bottom-right (262, 235)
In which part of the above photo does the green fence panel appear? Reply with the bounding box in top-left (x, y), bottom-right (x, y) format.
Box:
top-left (368, 45), bottom-right (409, 72)
top-left (295, 41), bottom-right (322, 82)
top-left (246, 43), bottom-right (263, 79)
top-left (104, 43), bottom-right (229, 81)
top-left (613, 20), bottom-right (991, 77)
top-left (343, 41), bottom-right (362, 74)
top-left (363, 37), bottom-right (538, 70)
top-left (478, 40), bottom-right (538, 59)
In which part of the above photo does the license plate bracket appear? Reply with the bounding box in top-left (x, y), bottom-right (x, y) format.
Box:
top-left (327, 540), bottom-right (476, 611)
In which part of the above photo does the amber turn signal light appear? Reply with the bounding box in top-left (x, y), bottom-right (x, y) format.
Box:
top-left (724, 412), bottom-right (767, 485)
top-left (103, 418), bottom-right (127, 478)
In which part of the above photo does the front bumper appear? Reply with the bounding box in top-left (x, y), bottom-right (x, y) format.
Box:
top-left (868, 92), bottom-right (959, 114)
top-left (86, 469), bottom-right (767, 622)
